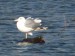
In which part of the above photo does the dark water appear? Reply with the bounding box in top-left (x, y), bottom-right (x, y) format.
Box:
top-left (0, 0), bottom-right (75, 56)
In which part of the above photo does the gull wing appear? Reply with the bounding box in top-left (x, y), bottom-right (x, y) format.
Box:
top-left (25, 19), bottom-right (41, 29)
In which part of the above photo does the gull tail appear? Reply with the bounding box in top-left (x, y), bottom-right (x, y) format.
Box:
top-left (35, 27), bottom-right (48, 31)
top-left (27, 32), bottom-right (33, 36)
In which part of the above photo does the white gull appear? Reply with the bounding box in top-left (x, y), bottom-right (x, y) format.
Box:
top-left (14, 17), bottom-right (47, 39)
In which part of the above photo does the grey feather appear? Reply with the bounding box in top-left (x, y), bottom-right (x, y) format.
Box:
top-left (25, 19), bottom-right (41, 29)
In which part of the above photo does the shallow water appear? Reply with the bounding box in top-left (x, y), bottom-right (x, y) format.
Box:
top-left (0, 0), bottom-right (75, 56)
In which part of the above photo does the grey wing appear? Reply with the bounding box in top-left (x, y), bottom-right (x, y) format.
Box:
top-left (25, 19), bottom-right (41, 29)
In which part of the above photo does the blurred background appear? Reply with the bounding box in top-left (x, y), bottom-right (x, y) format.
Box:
top-left (0, 0), bottom-right (75, 56)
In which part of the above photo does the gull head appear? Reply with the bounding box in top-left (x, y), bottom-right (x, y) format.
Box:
top-left (14, 17), bottom-right (25, 22)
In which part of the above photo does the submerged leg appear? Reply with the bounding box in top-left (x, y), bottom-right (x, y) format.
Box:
top-left (26, 33), bottom-right (28, 39)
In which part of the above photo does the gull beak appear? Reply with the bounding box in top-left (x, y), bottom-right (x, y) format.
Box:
top-left (14, 19), bottom-right (18, 22)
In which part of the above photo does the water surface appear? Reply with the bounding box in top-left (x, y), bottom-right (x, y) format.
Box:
top-left (0, 0), bottom-right (75, 56)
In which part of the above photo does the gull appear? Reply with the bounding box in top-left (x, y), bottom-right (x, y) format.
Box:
top-left (14, 17), bottom-right (47, 39)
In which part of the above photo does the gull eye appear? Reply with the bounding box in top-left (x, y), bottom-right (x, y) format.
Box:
top-left (19, 18), bottom-right (22, 20)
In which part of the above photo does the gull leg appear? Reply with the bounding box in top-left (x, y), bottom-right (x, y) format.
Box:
top-left (26, 33), bottom-right (27, 39)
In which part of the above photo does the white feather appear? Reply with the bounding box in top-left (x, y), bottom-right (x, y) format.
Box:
top-left (34, 18), bottom-right (42, 23)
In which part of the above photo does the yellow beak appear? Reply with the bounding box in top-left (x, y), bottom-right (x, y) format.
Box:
top-left (14, 19), bottom-right (18, 21)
